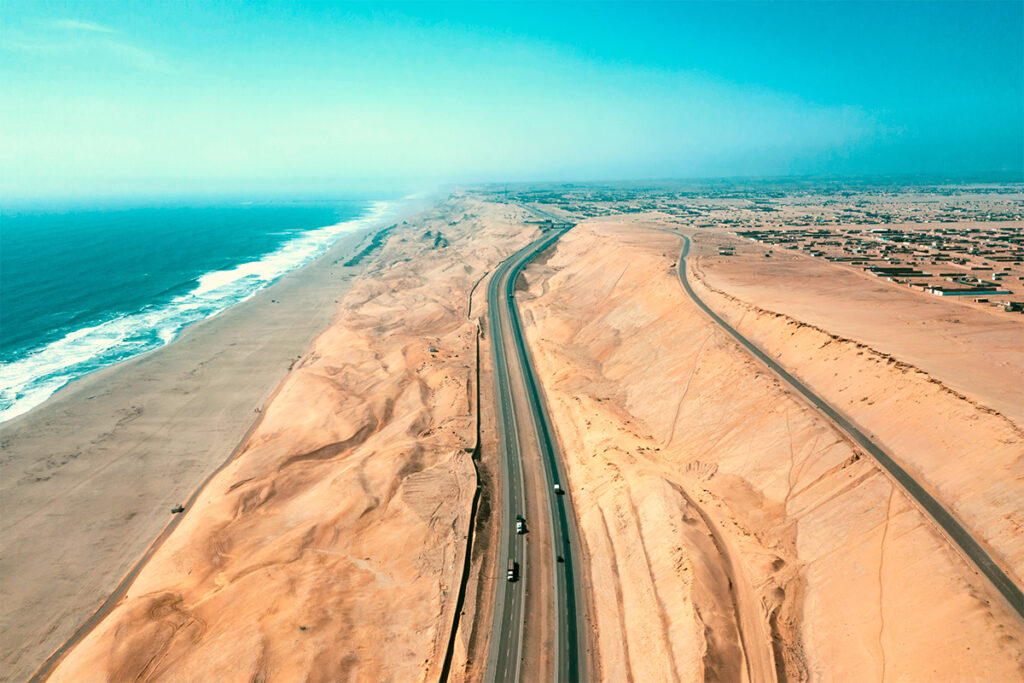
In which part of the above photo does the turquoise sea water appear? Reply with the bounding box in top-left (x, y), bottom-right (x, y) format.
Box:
top-left (0, 197), bottom-right (396, 422)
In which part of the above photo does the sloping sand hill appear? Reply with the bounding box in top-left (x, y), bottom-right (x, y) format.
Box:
top-left (517, 219), bottom-right (1024, 681)
top-left (48, 197), bottom-right (532, 681)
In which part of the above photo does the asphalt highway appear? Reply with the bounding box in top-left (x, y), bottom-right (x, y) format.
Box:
top-left (485, 241), bottom-right (531, 683)
top-left (672, 231), bottom-right (1024, 620)
top-left (484, 223), bottom-right (586, 682)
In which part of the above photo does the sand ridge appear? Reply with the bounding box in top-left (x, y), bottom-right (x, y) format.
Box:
top-left (689, 227), bottom-right (1024, 425)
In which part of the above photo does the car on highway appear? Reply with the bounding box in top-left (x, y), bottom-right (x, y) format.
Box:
top-left (553, 483), bottom-right (564, 495)
top-left (507, 558), bottom-right (519, 582)
top-left (516, 515), bottom-right (527, 534)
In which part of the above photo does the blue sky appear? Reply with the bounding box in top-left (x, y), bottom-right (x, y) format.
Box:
top-left (1, 1), bottom-right (1021, 196)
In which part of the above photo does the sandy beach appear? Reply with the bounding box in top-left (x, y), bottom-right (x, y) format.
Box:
top-left (0, 204), bottom-right (417, 681)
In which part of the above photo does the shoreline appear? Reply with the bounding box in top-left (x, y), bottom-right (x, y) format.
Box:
top-left (1, 198), bottom-right (399, 425)
top-left (0, 195), bottom-right (429, 681)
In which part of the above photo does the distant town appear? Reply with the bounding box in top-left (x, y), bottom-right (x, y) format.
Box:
top-left (734, 224), bottom-right (1023, 312)
top-left (487, 181), bottom-right (1024, 313)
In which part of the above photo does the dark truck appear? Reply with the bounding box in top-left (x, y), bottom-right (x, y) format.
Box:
top-left (507, 558), bottom-right (519, 582)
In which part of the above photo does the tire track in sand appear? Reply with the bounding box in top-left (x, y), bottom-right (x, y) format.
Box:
top-left (666, 481), bottom-right (778, 683)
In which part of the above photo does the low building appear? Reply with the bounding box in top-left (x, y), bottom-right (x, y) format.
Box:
top-left (927, 286), bottom-right (1012, 296)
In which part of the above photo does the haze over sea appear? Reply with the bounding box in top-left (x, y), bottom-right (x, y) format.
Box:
top-left (0, 196), bottom-right (396, 422)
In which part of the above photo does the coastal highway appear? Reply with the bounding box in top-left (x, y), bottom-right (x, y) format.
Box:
top-left (671, 231), bottom-right (1024, 620)
top-left (484, 221), bottom-right (586, 682)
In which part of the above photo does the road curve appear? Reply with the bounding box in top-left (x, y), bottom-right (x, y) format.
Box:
top-left (484, 223), bottom-right (586, 682)
top-left (671, 231), bottom-right (1024, 620)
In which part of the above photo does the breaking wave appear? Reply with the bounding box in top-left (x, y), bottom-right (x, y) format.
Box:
top-left (0, 200), bottom-right (395, 423)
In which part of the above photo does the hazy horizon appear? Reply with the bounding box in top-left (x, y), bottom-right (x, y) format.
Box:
top-left (2, 1), bottom-right (1022, 199)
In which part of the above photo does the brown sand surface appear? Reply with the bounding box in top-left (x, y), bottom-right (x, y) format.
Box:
top-left (516, 218), bottom-right (1024, 681)
top-left (0, 212), bottom-right (413, 682)
top-left (47, 196), bottom-right (536, 681)
top-left (682, 229), bottom-right (1024, 586)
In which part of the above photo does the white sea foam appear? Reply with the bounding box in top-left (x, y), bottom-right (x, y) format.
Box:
top-left (0, 200), bottom-right (396, 423)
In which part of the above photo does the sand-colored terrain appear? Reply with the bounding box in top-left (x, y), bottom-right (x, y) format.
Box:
top-left (0, 222), bottom-right (389, 682)
top-left (44, 196), bottom-right (534, 681)
top-left (10, 188), bottom-right (1022, 681)
top-left (516, 218), bottom-right (1024, 680)
top-left (684, 228), bottom-right (1024, 586)
top-left (691, 226), bottom-right (1024, 425)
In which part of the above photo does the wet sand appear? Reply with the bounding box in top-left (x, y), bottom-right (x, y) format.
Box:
top-left (0, 206), bottom-right (413, 681)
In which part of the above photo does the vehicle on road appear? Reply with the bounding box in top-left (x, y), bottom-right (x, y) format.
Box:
top-left (507, 558), bottom-right (519, 582)
top-left (516, 515), bottom-right (527, 534)
top-left (170, 505), bottom-right (185, 514)
top-left (553, 483), bottom-right (564, 494)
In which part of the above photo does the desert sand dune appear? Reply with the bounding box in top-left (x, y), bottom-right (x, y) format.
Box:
top-left (47, 197), bottom-right (535, 681)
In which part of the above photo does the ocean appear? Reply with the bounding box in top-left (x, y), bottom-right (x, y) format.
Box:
top-left (0, 197), bottom-right (396, 422)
